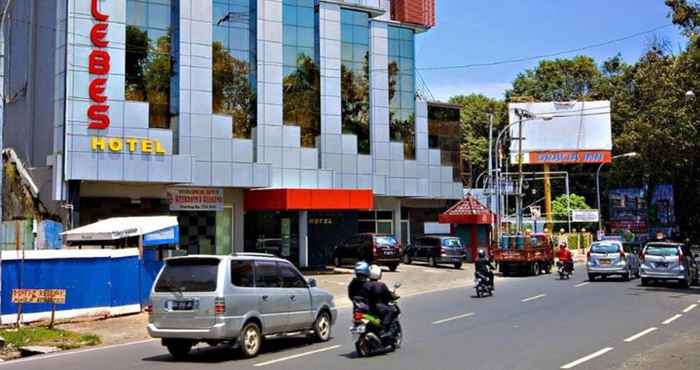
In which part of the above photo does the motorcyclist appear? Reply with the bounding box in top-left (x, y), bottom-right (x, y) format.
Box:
top-left (557, 241), bottom-right (574, 273)
top-left (363, 264), bottom-right (398, 344)
top-left (348, 261), bottom-right (370, 302)
top-left (475, 250), bottom-right (495, 289)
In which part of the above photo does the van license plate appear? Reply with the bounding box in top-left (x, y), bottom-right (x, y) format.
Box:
top-left (168, 300), bottom-right (196, 311)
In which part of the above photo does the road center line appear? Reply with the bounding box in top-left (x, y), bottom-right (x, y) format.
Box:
top-left (574, 282), bottom-right (590, 288)
top-left (432, 312), bottom-right (475, 325)
top-left (254, 345), bottom-right (341, 367)
top-left (560, 347), bottom-right (614, 369)
top-left (521, 294), bottom-right (547, 303)
top-left (662, 314), bottom-right (682, 325)
top-left (624, 327), bottom-right (657, 342)
top-left (682, 304), bottom-right (697, 313)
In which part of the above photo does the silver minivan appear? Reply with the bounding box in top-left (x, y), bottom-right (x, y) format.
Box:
top-left (147, 254), bottom-right (337, 359)
top-left (640, 243), bottom-right (699, 288)
top-left (587, 241), bottom-right (640, 281)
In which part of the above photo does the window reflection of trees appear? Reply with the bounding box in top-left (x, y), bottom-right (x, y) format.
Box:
top-left (212, 41), bottom-right (256, 139)
top-left (341, 10), bottom-right (371, 155)
top-left (125, 26), bottom-right (174, 129)
top-left (388, 27), bottom-right (416, 160)
top-left (283, 54), bottom-right (320, 148)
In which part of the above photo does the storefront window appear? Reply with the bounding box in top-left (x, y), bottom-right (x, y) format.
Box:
top-left (212, 0), bottom-right (257, 139)
top-left (428, 103), bottom-right (462, 182)
top-left (388, 26), bottom-right (416, 159)
top-left (126, 0), bottom-right (178, 129)
top-left (341, 9), bottom-right (370, 154)
top-left (358, 211), bottom-right (394, 234)
top-left (283, 0), bottom-right (320, 148)
top-left (244, 212), bottom-right (299, 264)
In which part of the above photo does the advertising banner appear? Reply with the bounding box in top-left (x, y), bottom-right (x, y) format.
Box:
top-left (572, 209), bottom-right (599, 223)
top-left (167, 188), bottom-right (224, 211)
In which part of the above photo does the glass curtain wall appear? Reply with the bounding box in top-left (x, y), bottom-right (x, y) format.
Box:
top-left (126, 0), bottom-right (179, 129)
top-left (388, 26), bottom-right (416, 159)
top-left (283, 0), bottom-right (320, 148)
top-left (212, 0), bottom-right (257, 138)
top-left (428, 103), bottom-right (462, 182)
top-left (340, 9), bottom-right (370, 154)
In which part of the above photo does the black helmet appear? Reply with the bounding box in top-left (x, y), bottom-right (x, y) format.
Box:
top-left (478, 250), bottom-right (486, 259)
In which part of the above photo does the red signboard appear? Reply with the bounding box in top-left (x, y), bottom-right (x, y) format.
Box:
top-left (528, 150), bottom-right (611, 164)
top-left (88, 0), bottom-right (111, 129)
top-left (391, 0), bottom-right (436, 28)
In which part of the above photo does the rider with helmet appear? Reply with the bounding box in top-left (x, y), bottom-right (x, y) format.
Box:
top-left (557, 240), bottom-right (574, 273)
top-left (348, 261), bottom-right (370, 302)
top-left (475, 250), bottom-right (495, 289)
top-left (363, 265), bottom-right (398, 343)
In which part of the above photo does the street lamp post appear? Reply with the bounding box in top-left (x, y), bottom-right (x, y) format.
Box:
top-left (595, 152), bottom-right (639, 234)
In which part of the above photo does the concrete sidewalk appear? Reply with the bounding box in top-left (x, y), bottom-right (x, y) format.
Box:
top-left (57, 262), bottom-right (476, 346)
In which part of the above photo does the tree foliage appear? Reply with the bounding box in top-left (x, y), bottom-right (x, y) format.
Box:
top-left (552, 194), bottom-right (591, 222)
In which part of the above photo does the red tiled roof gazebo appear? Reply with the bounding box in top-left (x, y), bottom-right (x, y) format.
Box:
top-left (439, 196), bottom-right (495, 262)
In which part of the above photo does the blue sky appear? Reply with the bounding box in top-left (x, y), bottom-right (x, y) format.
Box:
top-left (416, 0), bottom-right (688, 101)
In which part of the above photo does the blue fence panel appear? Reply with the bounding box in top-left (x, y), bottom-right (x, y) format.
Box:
top-left (110, 256), bottom-right (140, 307)
top-left (140, 249), bottom-right (163, 304)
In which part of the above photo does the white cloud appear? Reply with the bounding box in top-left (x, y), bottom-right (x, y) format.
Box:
top-left (426, 82), bottom-right (512, 102)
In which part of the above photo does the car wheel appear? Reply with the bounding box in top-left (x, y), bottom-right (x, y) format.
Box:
top-left (313, 312), bottom-right (332, 342)
top-left (531, 263), bottom-right (539, 276)
top-left (166, 340), bottom-right (192, 360)
top-left (428, 257), bottom-right (437, 268)
top-left (588, 273), bottom-right (596, 281)
top-left (388, 264), bottom-right (399, 272)
top-left (454, 262), bottom-right (462, 270)
top-left (239, 322), bottom-right (262, 358)
top-left (402, 254), bottom-right (412, 264)
top-left (641, 278), bottom-right (650, 286)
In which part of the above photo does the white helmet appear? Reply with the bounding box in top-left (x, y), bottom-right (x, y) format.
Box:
top-left (369, 264), bottom-right (383, 281)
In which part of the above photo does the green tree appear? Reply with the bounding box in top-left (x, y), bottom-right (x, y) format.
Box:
top-left (212, 42), bottom-right (256, 138)
top-left (447, 94), bottom-right (507, 186)
top-left (283, 55), bottom-right (321, 147)
top-left (552, 194), bottom-right (591, 222)
top-left (507, 56), bottom-right (604, 101)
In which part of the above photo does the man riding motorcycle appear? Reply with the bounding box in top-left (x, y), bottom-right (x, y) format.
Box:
top-left (475, 250), bottom-right (495, 289)
top-left (557, 242), bottom-right (574, 273)
top-left (348, 261), bottom-right (370, 302)
top-left (363, 265), bottom-right (399, 344)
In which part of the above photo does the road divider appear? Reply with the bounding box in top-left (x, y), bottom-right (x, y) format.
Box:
top-left (682, 304), bottom-right (697, 313)
top-left (623, 327), bottom-right (657, 342)
top-left (432, 312), bottom-right (475, 325)
top-left (521, 294), bottom-right (547, 303)
top-left (253, 345), bottom-right (341, 367)
top-left (662, 314), bottom-right (682, 325)
top-left (560, 347), bottom-right (614, 369)
top-left (574, 282), bottom-right (590, 288)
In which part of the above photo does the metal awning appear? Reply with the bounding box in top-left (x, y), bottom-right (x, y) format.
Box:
top-left (61, 216), bottom-right (178, 243)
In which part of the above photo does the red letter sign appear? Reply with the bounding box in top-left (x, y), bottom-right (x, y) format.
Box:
top-left (90, 22), bottom-right (109, 48)
top-left (88, 105), bottom-right (110, 130)
top-left (89, 78), bottom-right (108, 103)
top-left (91, 0), bottom-right (109, 21)
top-left (88, 1), bottom-right (111, 130)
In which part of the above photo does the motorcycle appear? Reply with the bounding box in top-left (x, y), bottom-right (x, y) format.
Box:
top-left (350, 282), bottom-right (403, 357)
top-left (474, 271), bottom-right (493, 297)
top-left (557, 261), bottom-right (572, 280)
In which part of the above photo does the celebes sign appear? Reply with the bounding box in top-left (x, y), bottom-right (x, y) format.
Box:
top-left (88, 0), bottom-right (111, 129)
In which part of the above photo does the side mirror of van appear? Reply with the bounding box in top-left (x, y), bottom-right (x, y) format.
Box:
top-left (307, 278), bottom-right (317, 288)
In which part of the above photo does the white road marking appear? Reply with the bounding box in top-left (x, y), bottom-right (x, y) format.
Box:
top-left (574, 282), bottom-right (590, 288)
top-left (253, 345), bottom-right (341, 367)
top-left (521, 294), bottom-right (547, 303)
top-left (662, 314), bottom-right (682, 325)
top-left (432, 312), bottom-right (475, 325)
top-left (0, 339), bottom-right (158, 366)
top-left (560, 347), bottom-right (614, 369)
top-left (624, 327), bottom-right (657, 342)
top-left (682, 304), bottom-right (697, 313)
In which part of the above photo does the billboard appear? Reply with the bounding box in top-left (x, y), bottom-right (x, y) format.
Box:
top-left (608, 187), bottom-right (648, 234)
top-left (508, 101), bottom-right (612, 165)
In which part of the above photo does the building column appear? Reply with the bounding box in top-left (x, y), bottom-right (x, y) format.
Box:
top-left (393, 199), bottom-right (401, 242)
top-left (299, 211), bottom-right (309, 268)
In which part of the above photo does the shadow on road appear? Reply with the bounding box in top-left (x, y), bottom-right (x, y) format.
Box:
top-left (141, 337), bottom-right (322, 364)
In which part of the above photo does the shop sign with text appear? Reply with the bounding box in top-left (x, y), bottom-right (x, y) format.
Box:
top-left (88, 0), bottom-right (111, 129)
top-left (167, 188), bottom-right (224, 211)
top-left (91, 137), bottom-right (167, 155)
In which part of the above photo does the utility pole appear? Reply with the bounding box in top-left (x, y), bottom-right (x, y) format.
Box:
top-left (515, 111), bottom-right (525, 232)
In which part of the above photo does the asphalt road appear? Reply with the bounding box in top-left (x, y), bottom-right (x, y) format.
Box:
top-left (3, 267), bottom-right (699, 370)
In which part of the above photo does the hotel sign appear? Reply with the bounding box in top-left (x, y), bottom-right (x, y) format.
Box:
top-left (91, 137), bottom-right (167, 155)
top-left (88, 0), bottom-right (111, 130)
top-left (512, 150), bottom-right (612, 165)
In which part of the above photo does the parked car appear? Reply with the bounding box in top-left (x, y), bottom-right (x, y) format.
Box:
top-left (402, 235), bottom-right (464, 269)
top-left (147, 254), bottom-right (337, 359)
top-left (640, 242), bottom-right (699, 288)
top-left (332, 233), bottom-right (401, 271)
top-left (587, 241), bottom-right (641, 281)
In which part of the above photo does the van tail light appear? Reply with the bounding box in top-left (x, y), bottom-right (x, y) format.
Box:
top-left (396, 242), bottom-right (402, 255)
top-left (353, 311), bottom-right (364, 322)
top-left (215, 297), bottom-right (225, 314)
top-left (641, 251), bottom-right (646, 262)
top-left (587, 251), bottom-right (591, 261)
top-left (144, 303), bottom-right (153, 313)
top-left (620, 251), bottom-right (626, 259)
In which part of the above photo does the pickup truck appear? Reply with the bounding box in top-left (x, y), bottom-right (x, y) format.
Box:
top-left (490, 233), bottom-right (554, 276)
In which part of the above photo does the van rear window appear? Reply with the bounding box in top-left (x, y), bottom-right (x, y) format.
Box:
top-left (645, 246), bottom-right (679, 257)
top-left (155, 258), bottom-right (219, 292)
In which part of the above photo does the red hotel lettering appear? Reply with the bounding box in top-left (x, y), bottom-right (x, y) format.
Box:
top-left (88, 0), bottom-right (111, 130)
